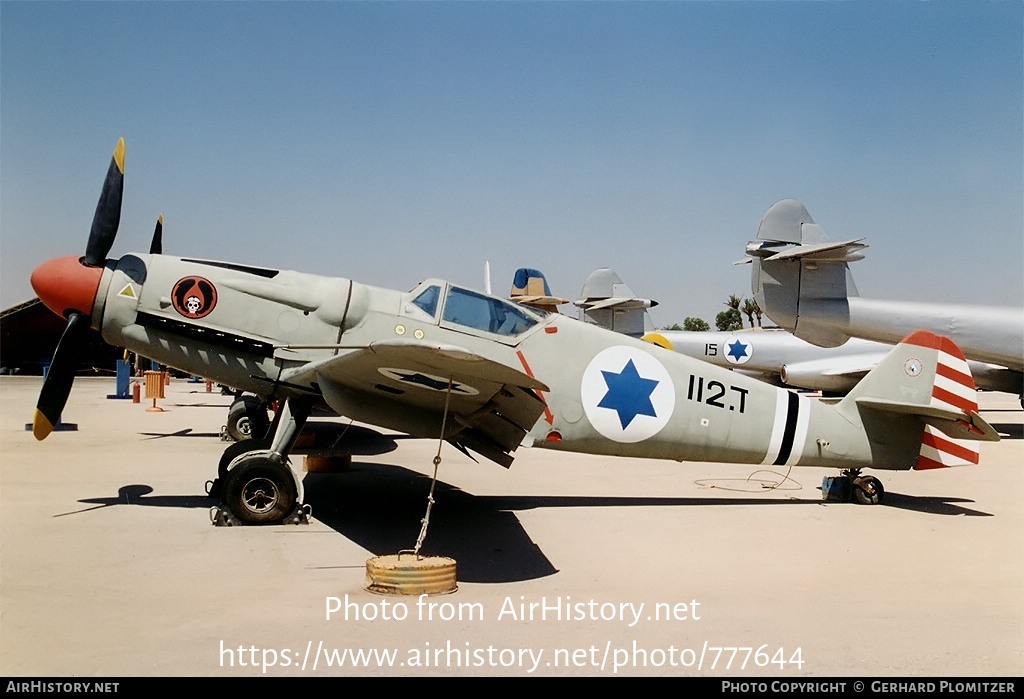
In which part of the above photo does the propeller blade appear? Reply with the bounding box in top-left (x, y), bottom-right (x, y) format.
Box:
top-left (150, 214), bottom-right (163, 254)
top-left (82, 138), bottom-right (125, 267)
top-left (33, 312), bottom-right (90, 440)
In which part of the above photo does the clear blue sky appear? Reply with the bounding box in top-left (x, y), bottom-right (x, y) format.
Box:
top-left (2, 1), bottom-right (1021, 327)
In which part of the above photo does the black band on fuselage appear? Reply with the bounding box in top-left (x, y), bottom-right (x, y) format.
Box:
top-left (773, 390), bottom-right (800, 466)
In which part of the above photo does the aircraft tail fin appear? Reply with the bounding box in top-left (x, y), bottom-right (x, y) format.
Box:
top-left (838, 331), bottom-right (998, 470)
top-left (742, 199), bottom-right (867, 347)
top-left (509, 268), bottom-right (568, 314)
top-left (574, 267), bottom-right (658, 338)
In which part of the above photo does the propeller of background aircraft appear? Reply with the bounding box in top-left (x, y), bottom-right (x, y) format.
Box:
top-left (29, 138), bottom-right (124, 439)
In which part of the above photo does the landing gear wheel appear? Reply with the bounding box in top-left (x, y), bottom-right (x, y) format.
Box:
top-left (223, 452), bottom-right (297, 525)
top-left (226, 396), bottom-right (270, 441)
top-left (852, 476), bottom-right (884, 505)
top-left (207, 438), bottom-right (273, 498)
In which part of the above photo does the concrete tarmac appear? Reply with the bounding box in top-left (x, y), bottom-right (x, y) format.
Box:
top-left (1, 376), bottom-right (1021, 677)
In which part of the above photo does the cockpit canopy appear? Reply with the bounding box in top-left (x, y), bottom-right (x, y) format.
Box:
top-left (409, 281), bottom-right (541, 338)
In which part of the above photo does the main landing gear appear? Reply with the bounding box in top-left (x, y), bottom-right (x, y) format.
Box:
top-left (822, 469), bottom-right (885, 505)
top-left (209, 397), bottom-right (312, 526)
top-left (224, 394), bottom-right (271, 442)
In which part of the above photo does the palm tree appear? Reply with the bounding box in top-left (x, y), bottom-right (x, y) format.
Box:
top-left (720, 295), bottom-right (745, 330)
top-left (741, 299), bottom-right (758, 328)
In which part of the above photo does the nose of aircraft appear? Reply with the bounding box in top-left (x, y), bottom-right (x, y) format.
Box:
top-left (30, 255), bottom-right (104, 319)
top-left (31, 138), bottom-right (127, 441)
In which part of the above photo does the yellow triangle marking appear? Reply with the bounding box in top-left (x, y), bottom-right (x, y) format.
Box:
top-left (118, 284), bottom-right (137, 299)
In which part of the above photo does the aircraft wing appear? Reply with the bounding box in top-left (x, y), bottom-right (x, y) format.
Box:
top-left (280, 339), bottom-right (549, 467)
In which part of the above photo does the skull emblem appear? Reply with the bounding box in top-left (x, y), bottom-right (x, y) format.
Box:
top-left (172, 276), bottom-right (217, 319)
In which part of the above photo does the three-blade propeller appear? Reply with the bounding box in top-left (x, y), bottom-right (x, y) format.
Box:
top-left (32, 138), bottom-right (125, 439)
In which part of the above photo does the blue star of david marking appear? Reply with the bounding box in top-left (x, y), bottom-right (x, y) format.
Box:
top-left (726, 340), bottom-right (750, 361)
top-left (392, 371), bottom-right (472, 394)
top-left (597, 359), bottom-right (659, 429)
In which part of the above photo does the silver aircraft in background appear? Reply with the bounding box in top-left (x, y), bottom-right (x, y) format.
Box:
top-left (508, 267), bottom-right (1021, 398)
top-left (741, 199), bottom-right (1024, 404)
top-left (643, 327), bottom-right (1022, 397)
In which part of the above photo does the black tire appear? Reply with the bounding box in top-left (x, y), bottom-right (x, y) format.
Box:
top-left (209, 438), bottom-right (273, 498)
top-left (224, 453), bottom-right (297, 525)
top-left (852, 476), bottom-right (884, 505)
top-left (218, 438), bottom-right (273, 480)
top-left (226, 396), bottom-right (270, 441)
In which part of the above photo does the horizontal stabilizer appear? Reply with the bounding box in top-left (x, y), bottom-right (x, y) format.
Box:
top-left (839, 330), bottom-right (999, 470)
top-left (856, 398), bottom-right (999, 442)
top-left (509, 268), bottom-right (568, 310)
top-left (575, 267), bottom-right (658, 338)
top-left (744, 238), bottom-right (868, 263)
top-left (514, 294), bottom-right (568, 306)
top-left (576, 296), bottom-right (657, 311)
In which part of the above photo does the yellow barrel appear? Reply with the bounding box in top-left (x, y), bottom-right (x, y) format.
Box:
top-left (365, 553), bottom-right (457, 596)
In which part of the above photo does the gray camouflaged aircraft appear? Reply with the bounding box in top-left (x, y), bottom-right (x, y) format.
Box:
top-left (30, 140), bottom-right (1000, 525)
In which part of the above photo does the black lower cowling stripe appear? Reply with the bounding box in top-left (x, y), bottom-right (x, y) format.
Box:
top-left (773, 391), bottom-right (800, 466)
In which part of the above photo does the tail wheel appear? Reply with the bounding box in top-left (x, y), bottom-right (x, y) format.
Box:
top-left (852, 476), bottom-right (884, 505)
top-left (224, 452), bottom-right (297, 525)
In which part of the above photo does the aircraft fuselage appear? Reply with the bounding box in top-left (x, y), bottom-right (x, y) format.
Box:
top-left (90, 252), bottom-right (930, 474)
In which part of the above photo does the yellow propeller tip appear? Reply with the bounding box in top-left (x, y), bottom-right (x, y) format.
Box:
top-left (32, 410), bottom-right (54, 441)
top-left (113, 138), bottom-right (125, 174)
